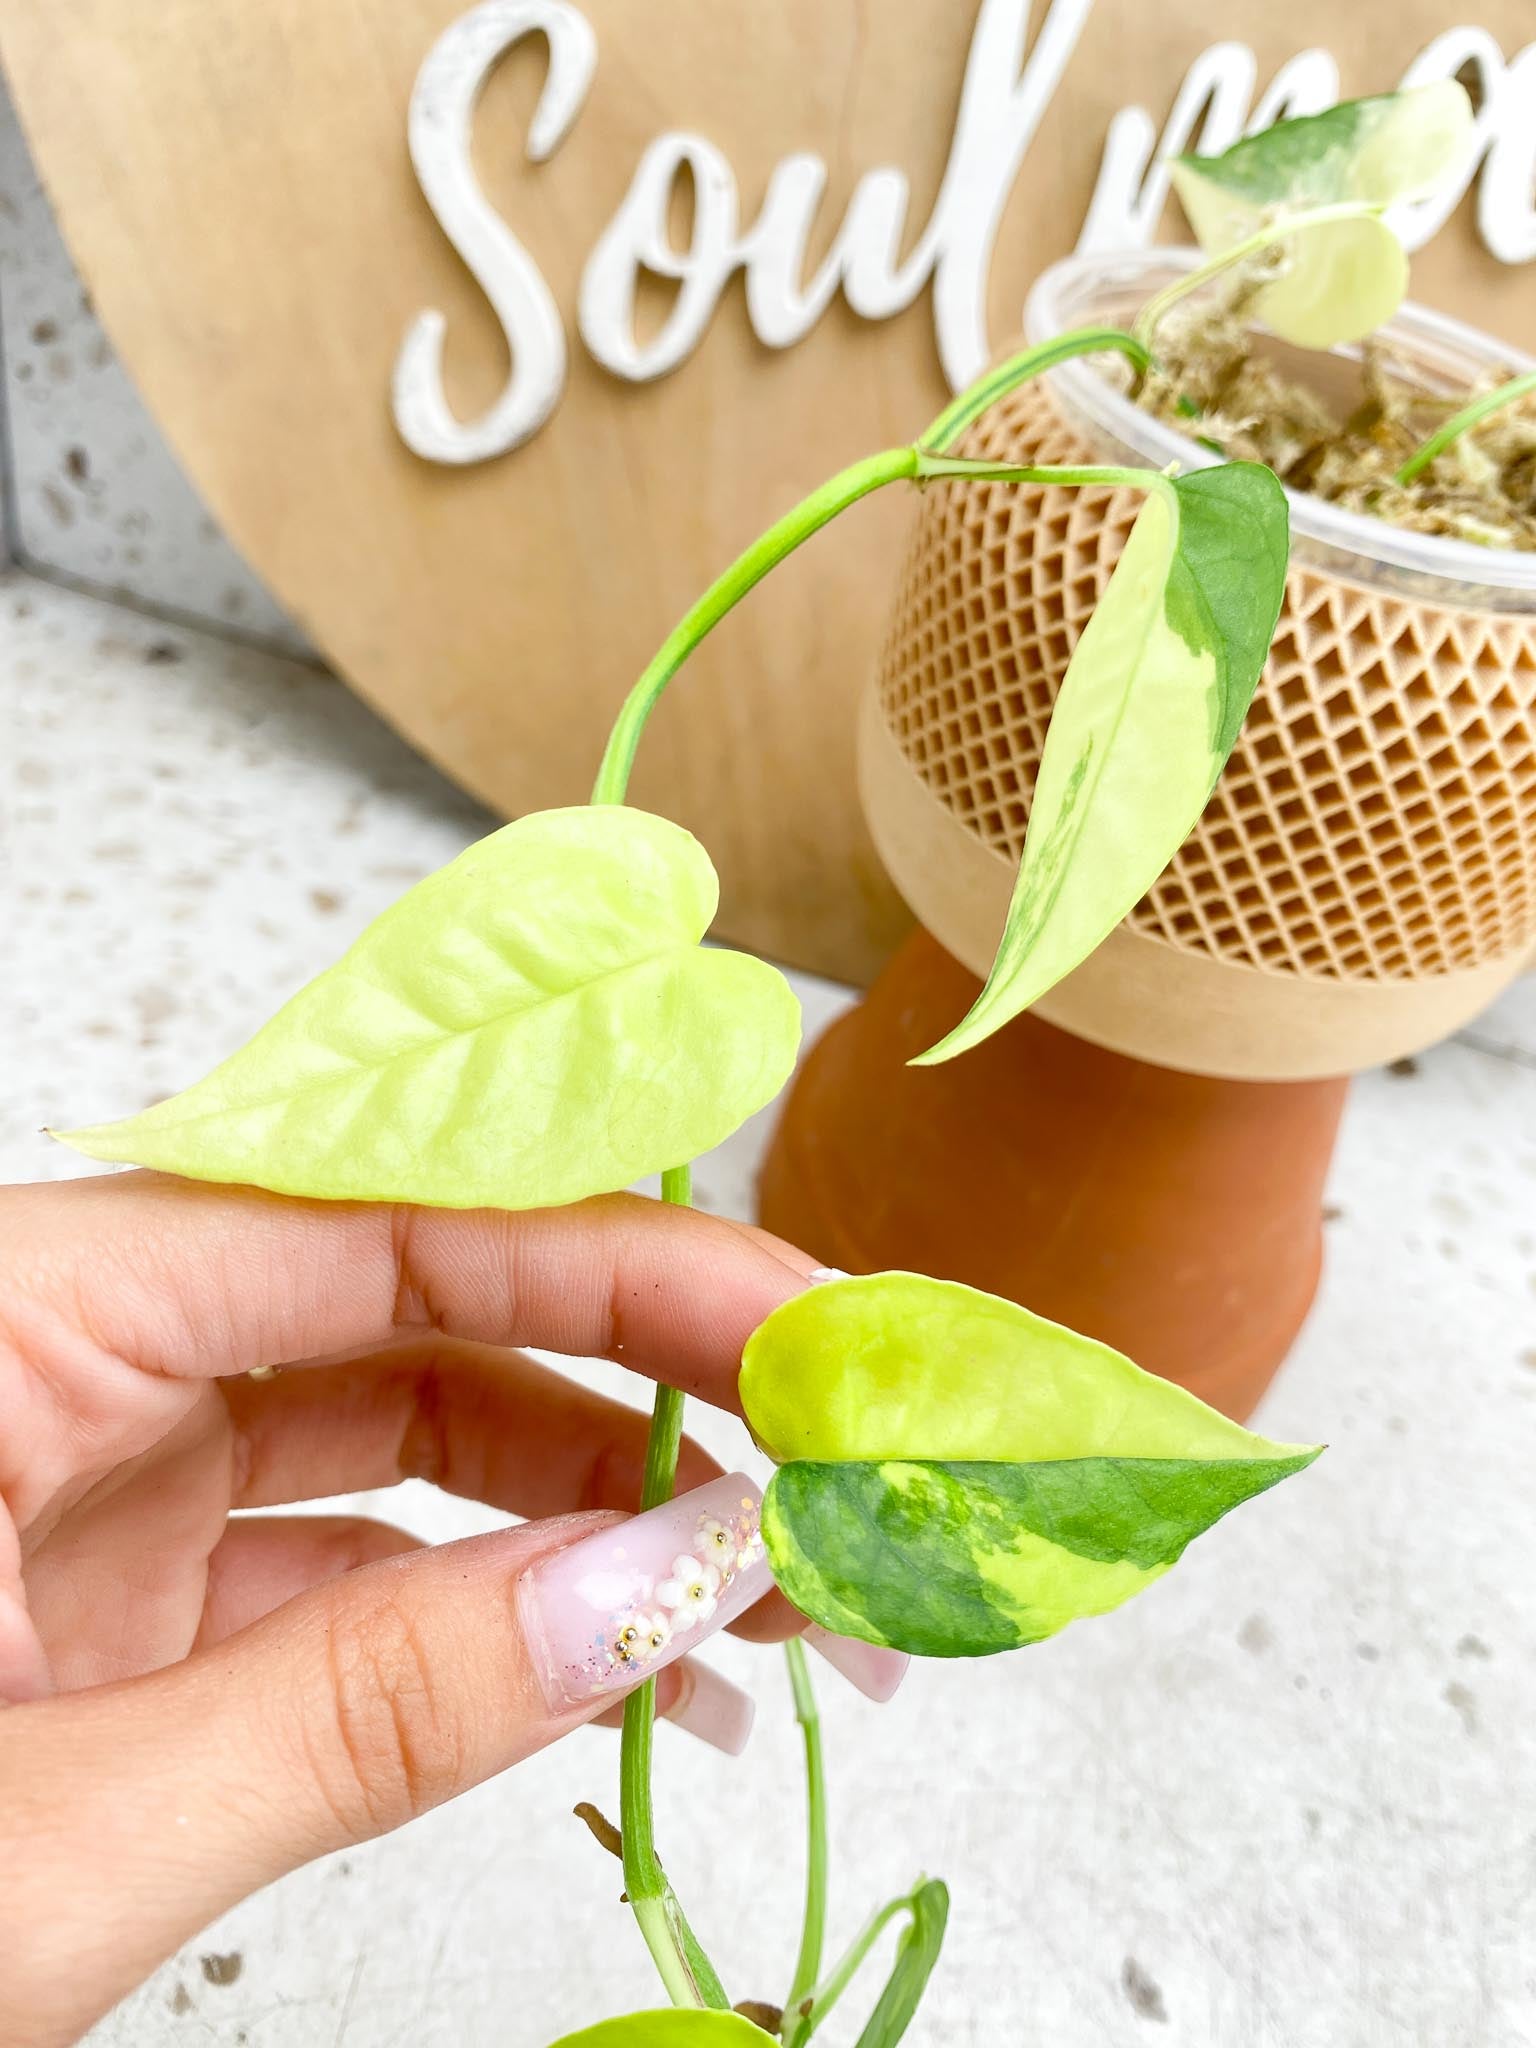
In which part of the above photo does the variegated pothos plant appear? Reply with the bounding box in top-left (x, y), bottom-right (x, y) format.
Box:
top-left (66, 90), bottom-right (1514, 2048)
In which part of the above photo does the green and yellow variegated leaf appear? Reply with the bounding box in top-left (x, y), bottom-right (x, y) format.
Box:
top-left (1172, 82), bottom-right (1473, 229)
top-left (547, 2015), bottom-right (770, 2047)
top-left (55, 807), bottom-right (800, 1209)
top-left (763, 1452), bottom-right (1314, 1658)
top-left (913, 464), bottom-right (1287, 1064)
top-left (1171, 82), bottom-right (1472, 347)
top-left (742, 1273), bottom-right (1320, 1658)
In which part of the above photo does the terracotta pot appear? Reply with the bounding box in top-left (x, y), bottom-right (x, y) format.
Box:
top-left (758, 928), bottom-right (1347, 1421)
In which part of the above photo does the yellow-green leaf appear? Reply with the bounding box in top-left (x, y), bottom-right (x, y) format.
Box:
top-left (55, 807), bottom-right (800, 1208)
top-left (742, 1273), bottom-right (1320, 1658)
top-left (741, 1272), bottom-right (1305, 1466)
top-left (548, 2016), bottom-right (770, 2047)
top-left (913, 464), bottom-right (1287, 1065)
top-left (761, 1453), bottom-right (1314, 1657)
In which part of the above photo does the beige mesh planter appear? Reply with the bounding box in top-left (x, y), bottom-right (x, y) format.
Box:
top-left (862, 251), bottom-right (1536, 1081)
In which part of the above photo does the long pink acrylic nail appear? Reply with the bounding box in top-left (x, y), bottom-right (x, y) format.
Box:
top-left (661, 1660), bottom-right (756, 1756)
top-left (519, 1474), bottom-right (771, 1710)
top-left (804, 1625), bottom-right (909, 1703)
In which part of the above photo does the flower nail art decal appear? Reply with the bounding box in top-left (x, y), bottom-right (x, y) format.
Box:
top-left (619, 1497), bottom-right (761, 1669)
top-left (520, 1475), bottom-right (771, 1710)
top-left (656, 1555), bottom-right (720, 1632)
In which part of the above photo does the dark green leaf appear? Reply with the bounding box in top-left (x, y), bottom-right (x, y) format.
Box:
top-left (762, 1453), bottom-right (1317, 1658)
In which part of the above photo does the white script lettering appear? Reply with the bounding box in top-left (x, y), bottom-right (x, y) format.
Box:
top-left (395, 0), bottom-right (1536, 465)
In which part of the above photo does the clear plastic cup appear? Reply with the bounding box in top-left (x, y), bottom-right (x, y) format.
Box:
top-left (1024, 248), bottom-right (1536, 615)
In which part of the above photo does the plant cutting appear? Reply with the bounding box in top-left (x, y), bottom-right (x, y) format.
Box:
top-left (55, 334), bottom-right (1313, 2038)
top-left (1127, 81), bottom-right (1536, 552)
top-left (1147, 82), bottom-right (1475, 353)
top-left (762, 79), bottom-right (1536, 1430)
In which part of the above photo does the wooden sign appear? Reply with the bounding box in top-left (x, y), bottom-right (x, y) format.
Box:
top-left (5, 0), bottom-right (1534, 980)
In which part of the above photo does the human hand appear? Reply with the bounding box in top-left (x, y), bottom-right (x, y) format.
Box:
top-left (0, 1173), bottom-right (895, 2045)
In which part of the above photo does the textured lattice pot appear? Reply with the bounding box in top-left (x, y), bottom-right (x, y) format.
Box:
top-left (863, 252), bottom-right (1536, 1081)
top-left (760, 258), bottom-right (1536, 1416)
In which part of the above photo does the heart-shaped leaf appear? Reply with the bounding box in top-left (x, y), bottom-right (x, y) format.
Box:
top-left (913, 463), bottom-right (1288, 1065)
top-left (1171, 82), bottom-right (1473, 347)
top-left (55, 807), bottom-right (800, 1208)
top-left (548, 2016), bottom-right (771, 2047)
top-left (741, 1273), bottom-right (1319, 1657)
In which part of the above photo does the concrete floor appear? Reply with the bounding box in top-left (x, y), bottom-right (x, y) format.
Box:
top-left (3, 569), bottom-right (1534, 2046)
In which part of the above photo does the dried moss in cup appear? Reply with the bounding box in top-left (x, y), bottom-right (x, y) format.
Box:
top-left (1138, 271), bottom-right (1536, 552)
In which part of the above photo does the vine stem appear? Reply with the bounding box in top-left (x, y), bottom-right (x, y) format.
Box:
top-left (1396, 366), bottom-right (1536, 485)
top-left (1132, 200), bottom-right (1379, 349)
top-left (593, 327), bottom-right (1163, 2015)
top-left (784, 1638), bottom-right (828, 2025)
top-left (591, 328), bottom-right (1153, 811)
top-left (786, 1892), bottom-right (918, 2043)
top-left (592, 450), bottom-right (917, 808)
top-left (920, 327), bottom-right (1152, 454)
top-left (618, 1163), bottom-right (730, 2010)
top-left (914, 454), bottom-right (1166, 499)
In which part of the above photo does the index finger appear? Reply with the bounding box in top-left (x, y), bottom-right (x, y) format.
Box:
top-left (1, 1172), bottom-right (818, 1411)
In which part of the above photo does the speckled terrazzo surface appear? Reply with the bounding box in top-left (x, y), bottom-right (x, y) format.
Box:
top-left (3, 569), bottom-right (1535, 2047)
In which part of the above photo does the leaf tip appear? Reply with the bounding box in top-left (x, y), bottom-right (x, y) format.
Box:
top-left (908, 997), bottom-right (1000, 1067)
top-left (46, 1122), bottom-right (100, 1156)
top-left (906, 1036), bottom-right (959, 1070)
top-left (1257, 1440), bottom-right (1326, 1489)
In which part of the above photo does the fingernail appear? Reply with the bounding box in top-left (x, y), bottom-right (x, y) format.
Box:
top-left (804, 1624), bottom-right (909, 1703)
top-left (660, 1660), bottom-right (756, 1756)
top-left (519, 1474), bottom-right (770, 1711)
top-left (807, 1266), bottom-right (851, 1285)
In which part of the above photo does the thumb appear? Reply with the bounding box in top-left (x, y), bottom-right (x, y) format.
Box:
top-left (0, 1475), bottom-right (772, 2047)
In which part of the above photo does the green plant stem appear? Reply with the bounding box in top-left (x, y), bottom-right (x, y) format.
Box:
top-left (591, 330), bottom-right (1159, 811)
top-left (1396, 367), bottom-right (1536, 484)
top-left (593, 342), bottom-right (1170, 2022)
top-left (592, 449), bottom-right (919, 807)
top-left (786, 1893), bottom-right (918, 2043)
top-left (921, 328), bottom-right (1152, 454)
top-left (628, 1896), bottom-right (708, 2009)
top-left (1132, 200), bottom-right (1377, 348)
top-left (784, 1639), bottom-right (828, 2022)
top-left (914, 454), bottom-right (1165, 498)
top-left (619, 1163), bottom-right (730, 2010)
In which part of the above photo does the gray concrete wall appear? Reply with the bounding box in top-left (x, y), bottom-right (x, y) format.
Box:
top-left (0, 73), bottom-right (310, 654)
